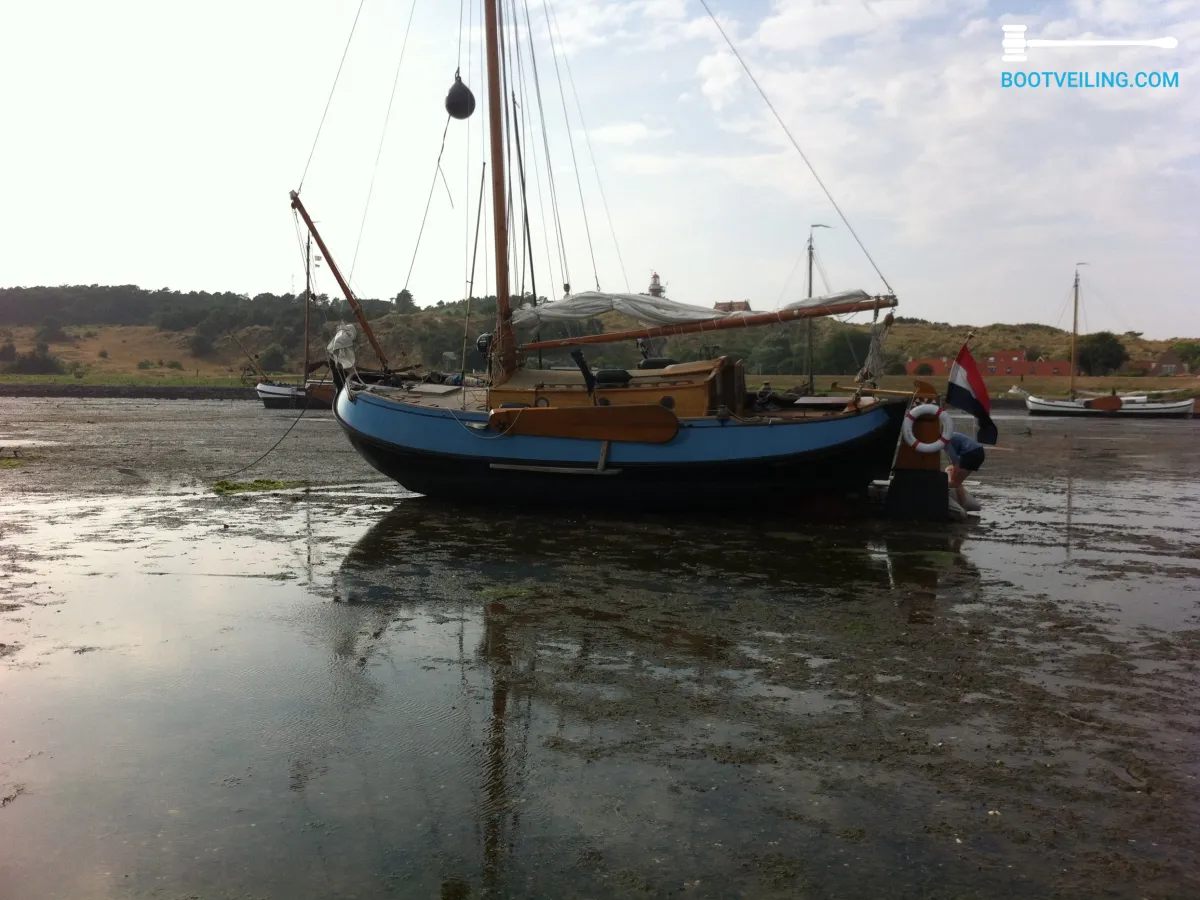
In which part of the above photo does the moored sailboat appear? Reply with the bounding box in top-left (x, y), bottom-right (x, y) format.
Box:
top-left (288, 0), bottom-right (918, 508)
top-left (1024, 267), bottom-right (1193, 418)
top-left (255, 234), bottom-right (336, 410)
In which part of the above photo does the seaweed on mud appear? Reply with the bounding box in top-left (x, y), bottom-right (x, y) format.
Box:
top-left (211, 478), bottom-right (308, 495)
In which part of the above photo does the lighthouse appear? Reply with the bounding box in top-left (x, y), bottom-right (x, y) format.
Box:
top-left (647, 271), bottom-right (665, 298)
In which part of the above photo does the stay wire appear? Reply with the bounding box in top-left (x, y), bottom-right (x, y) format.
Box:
top-left (404, 115), bottom-right (455, 291)
top-left (542, 0), bottom-right (599, 290)
top-left (546, 0), bottom-right (629, 292)
top-left (298, 0), bottom-right (366, 192)
top-left (697, 0), bottom-right (894, 295)
top-left (812, 245), bottom-right (832, 294)
top-left (508, 0), bottom-right (537, 301)
top-left (351, 0), bottom-right (421, 280)
top-left (522, 0), bottom-right (569, 291)
top-left (515, 17), bottom-right (559, 303)
top-left (456, 0), bottom-right (467, 68)
top-left (521, 0), bottom-right (567, 293)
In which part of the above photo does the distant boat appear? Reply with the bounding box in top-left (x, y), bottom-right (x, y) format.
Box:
top-left (1025, 393), bottom-right (1193, 417)
top-left (255, 379), bottom-right (335, 409)
top-left (255, 233), bottom-right (334, 410)
top-left (1024, 267), bottom-right (1193, 418)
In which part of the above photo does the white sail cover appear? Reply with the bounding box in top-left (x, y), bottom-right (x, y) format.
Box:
top-left (511, 289), bottom-right (875, 329)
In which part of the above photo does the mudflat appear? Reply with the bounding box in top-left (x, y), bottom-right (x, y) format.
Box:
top-left (1, 399), bottom-right (1198, 899)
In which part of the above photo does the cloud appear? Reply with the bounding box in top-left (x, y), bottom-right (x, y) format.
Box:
top-left (696, 49), bottom-right (743, 110)
top-left (589, 122), bottom-right (671, 144)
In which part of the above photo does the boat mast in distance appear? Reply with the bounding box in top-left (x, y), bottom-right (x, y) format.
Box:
top-left (290, 190), bottom-right (390, 370)
top-left (806, 224), bottom-right (831, 395)
top-left (1071, 262), bottom-right (1087, 399)
top-left (303, 234), bottom-right (312, 382)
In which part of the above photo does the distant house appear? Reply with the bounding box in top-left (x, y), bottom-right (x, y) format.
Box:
top-left (714, 300), bottom-right (752, 313)
top-left (1150, 350), bottom-right (1189, 376)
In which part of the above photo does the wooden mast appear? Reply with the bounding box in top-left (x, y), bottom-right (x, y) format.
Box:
top-left (290, 190), bottom-right (389, 370)
top-left (805, 233), bottom-right (814, 394)
top-left (302, 233), bottom-right (312, 382)
top-left (520, 294), bottom-right (897, 352)
top-left (1070, 267), bottom-right (1079, 399)
top-left (483, 0), bottom-right (515, 383)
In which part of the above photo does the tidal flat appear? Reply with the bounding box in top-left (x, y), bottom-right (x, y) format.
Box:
top-left (1, 399), bottom-right (1198, 899)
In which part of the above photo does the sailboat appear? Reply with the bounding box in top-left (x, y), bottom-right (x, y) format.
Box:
top-left (289, 1), bottom-right (912, 507)
top-left (1024, 267), bottom-right (1193, 418)
top-left (255, 234), bottom-right (336, 410)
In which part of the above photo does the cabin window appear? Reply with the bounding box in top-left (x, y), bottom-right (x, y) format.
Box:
top-left (988, 366), bottom-right (996, 373)
top-left (1052, 367), bottom-right (1060, 374)
top-left (1006, 367), bottom-right (1013, 374)
top-left (987, 356), bottom-right (995, 362)
top-left (1161, 364), bottom-right (1176, 375)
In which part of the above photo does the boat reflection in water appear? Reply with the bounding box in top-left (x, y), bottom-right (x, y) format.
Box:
top-left (315, 501), bottom-right (981, 898)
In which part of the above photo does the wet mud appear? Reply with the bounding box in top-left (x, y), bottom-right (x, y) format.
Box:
top-left (1, 401), bottom-right (1198, 898)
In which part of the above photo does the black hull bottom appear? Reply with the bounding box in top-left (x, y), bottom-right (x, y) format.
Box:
top-left (1027, 408), bottom-right (1192, 419)
top-left (340, 408), bottom-right (906, 511)
top-left (259, 395), bottom-right (333, 410)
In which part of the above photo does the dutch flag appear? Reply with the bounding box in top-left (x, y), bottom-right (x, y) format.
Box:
top-left (946, 344), bottom-right (998, 445)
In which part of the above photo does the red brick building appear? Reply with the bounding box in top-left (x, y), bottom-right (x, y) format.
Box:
top-left (907, 349), bottom-right (1074, 377)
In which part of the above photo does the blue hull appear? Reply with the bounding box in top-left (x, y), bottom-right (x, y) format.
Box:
top-left (333, 386), bottom-right (905, 509)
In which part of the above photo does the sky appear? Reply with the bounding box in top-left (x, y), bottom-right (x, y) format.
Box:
top-left (0, 0), bottom-right (1196, 338)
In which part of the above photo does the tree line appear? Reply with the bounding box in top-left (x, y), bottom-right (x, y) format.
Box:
top-left (3, 285), bottom-right (1194, 377)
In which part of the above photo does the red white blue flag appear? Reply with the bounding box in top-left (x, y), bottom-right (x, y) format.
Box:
top-left (946, 344), bottom-right (998, 445)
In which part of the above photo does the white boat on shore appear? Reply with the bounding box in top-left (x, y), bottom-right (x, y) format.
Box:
top-left (1024, 266), bottom-right (1194, 419)
top-left (255, 379), bottom-right (335, 410)
top-left (1025, 394), bottom-right (1194, 417)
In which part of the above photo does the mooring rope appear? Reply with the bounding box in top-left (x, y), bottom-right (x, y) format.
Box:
top-left (217, 403), bottom-right (310, 480)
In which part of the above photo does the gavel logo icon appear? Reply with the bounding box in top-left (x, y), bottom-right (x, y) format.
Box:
top-left (1001, 24), bottom-right (1177, 62)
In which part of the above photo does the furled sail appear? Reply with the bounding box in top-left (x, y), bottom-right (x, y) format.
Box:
top-left (511, 289), bottom-right (874, 329)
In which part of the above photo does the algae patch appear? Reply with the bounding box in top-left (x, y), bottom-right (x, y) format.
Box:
top-left (211, 479), bottom-right (308, 495)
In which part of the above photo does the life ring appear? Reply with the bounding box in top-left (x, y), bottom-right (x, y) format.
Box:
top-left (902, 403), bottom-right (953, 454)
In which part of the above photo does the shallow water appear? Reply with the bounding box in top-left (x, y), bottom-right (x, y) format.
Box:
top-left (1, 408), bottom-right (1198, 898)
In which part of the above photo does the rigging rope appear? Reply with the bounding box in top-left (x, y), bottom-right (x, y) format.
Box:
top-left (461, 164), bottom-right (488, 397)
top-left (522, 0), bottom-right (570, 292)
top-left (298, 0), bottom-right (366, 192)
top-left (351, 0), bottom-right (421, 280)
top-left (506, 0), bottom-right (538, 302)
top-left (546, 0), bottom-right (630, 292)
top-left (404, 116), bottom-right (455, 291)
top-left (516, 28), bottom-right (558, 303)
top-left (697, 0), bottom-right (894, 295)
top-left (520, 0), bottom-right (566, 295)
top-left (812, 244), bottom-right (833, 294)
top-left (542, 0), bottom-right (599, 290)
